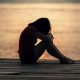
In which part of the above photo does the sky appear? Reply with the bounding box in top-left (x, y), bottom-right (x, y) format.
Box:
top-left (0, 0), bottom-right (80, 3)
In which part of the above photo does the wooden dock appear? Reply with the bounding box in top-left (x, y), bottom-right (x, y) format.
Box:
top-left (0, 58), bottom-right (80, 80)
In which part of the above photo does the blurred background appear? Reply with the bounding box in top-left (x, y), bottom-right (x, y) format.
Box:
top-left (0, 0), bottom-right (80, 60)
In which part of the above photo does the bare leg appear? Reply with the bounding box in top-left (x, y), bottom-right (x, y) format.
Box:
top-left (34, 40), bottom-right (75, 64)
top-left (46, 42), bottom-right (75, 64)
top-left (34, 41), bottom-right (46, 60)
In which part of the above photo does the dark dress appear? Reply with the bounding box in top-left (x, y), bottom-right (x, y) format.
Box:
top-left (18, 26), bottom-right (37, 64)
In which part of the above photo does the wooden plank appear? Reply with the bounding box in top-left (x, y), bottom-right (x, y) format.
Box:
top-left (0, 62), bottom-right (80, 68)
top-left (0, 58), bottom-right (80, 63)
top-left (0, 69), bottom-right (80, 74)
top-left (0, 75), bottom-right (80, 80)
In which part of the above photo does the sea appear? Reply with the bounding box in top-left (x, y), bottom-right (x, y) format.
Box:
top-left (0, 3), bottom-right (80, 60)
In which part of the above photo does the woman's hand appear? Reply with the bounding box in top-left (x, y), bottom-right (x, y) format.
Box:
top-left (47, 32), bottom-right (54, 41)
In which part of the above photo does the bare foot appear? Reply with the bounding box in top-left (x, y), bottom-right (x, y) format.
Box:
top-left (60, 58), bottom-right (75, 64)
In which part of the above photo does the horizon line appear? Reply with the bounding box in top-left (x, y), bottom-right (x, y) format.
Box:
top-left (0, 0), bottom-right (80, 4)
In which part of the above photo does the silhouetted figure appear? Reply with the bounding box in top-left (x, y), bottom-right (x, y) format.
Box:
top-left (18, 18), bottom-right (75, 64)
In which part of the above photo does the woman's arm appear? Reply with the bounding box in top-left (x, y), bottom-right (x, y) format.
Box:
top-left (34, 31), bottom-right (54, 43)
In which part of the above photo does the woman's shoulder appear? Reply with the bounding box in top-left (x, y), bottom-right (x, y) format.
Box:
top-left (23, 25), bottom-right (37, 34)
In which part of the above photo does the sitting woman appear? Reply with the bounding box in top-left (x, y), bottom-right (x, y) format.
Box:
top-left (18, 18), bottom-right (75, 64)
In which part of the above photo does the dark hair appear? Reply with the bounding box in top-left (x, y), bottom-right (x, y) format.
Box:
top-left (29, 18), bottom-right (51, 35)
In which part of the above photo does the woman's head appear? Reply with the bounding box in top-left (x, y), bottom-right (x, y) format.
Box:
top-left (29, 18), bottom-right (51, 35)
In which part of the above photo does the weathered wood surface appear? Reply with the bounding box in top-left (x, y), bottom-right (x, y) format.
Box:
top-left (0, 58), bottom-right (80, 80)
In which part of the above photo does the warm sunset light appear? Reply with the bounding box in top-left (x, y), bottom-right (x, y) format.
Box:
top-left (0, 2), bottom-right (80, 60)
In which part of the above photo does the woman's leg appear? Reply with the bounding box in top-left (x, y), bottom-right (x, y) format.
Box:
top-left (43, 35), bottom-right (75, 64)
top-left (34, 41), bottom-right (47, 60)
top-left (46, 42), bottom-right (74, 64)
top-left (35, 38), bottom-right (74, 64)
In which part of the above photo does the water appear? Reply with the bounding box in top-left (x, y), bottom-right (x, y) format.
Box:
top-left (0, 3), bottom-right (80, 60)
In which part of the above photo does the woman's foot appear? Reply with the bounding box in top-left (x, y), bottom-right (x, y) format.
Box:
top-left (60, 58), bottom-right (75, 64)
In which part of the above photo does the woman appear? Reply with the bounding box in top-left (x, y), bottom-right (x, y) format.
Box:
top-left (18, 18), bottom-right (74, 64)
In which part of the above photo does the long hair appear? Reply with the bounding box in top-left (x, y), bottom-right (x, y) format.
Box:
top-left (29, 18), bottom-right (51, 35)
